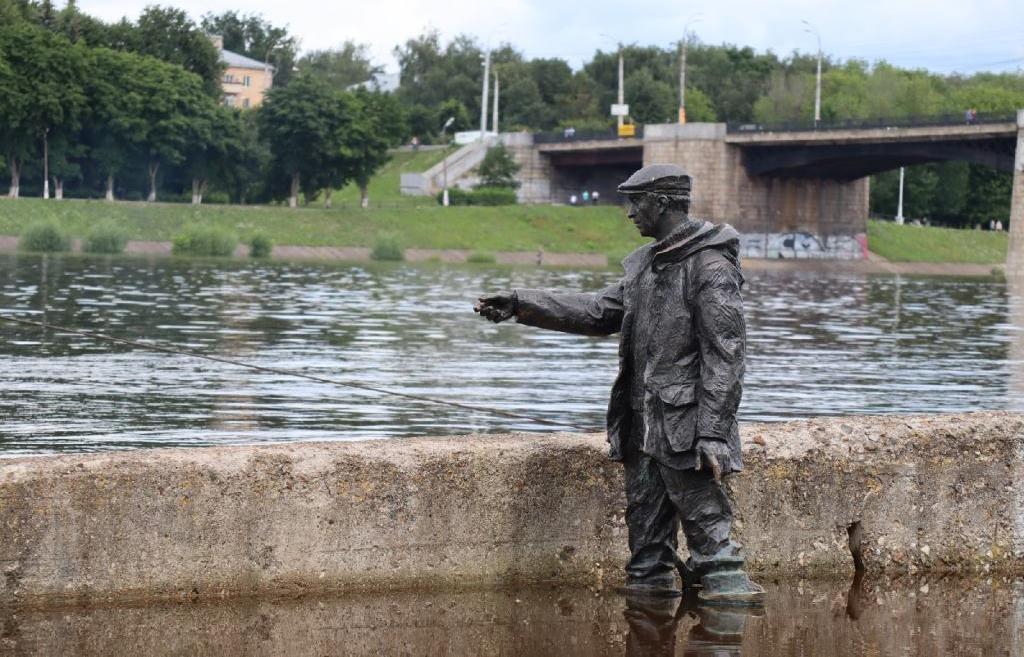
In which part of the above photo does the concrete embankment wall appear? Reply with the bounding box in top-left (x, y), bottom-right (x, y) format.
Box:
top-left (1, 412), bottom-right (1022, 607)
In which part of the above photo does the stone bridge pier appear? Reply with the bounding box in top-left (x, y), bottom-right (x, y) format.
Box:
top-left (643, 124), bottom-right (868, 259)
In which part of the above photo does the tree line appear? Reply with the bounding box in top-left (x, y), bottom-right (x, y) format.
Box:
top-left (1, 0), bottom-right (1023, 223)
top-left (0, 0), bottom-right (403, 206)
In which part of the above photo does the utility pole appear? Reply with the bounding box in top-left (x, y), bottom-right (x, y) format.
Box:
top-left (678, 39), bottom-right (687, 124)
top-left (802, 20), bottom-right (822, 124)
top-left (814, 44), bottom-right (822, 124)
top-left (492, 70), bottom-right (500, 136)
top-left (480, 49), bottom-right (491, 140)
top-left (42, 127), bottom-right (49, 200)
top-left (896, 167), bottom-right (905, 225)
top-left (617, 44), bottom-right (624, 131)
top-left (678, 15), bottom-right (701, 124)
top-left (441, 116), bottom-right (454, 207)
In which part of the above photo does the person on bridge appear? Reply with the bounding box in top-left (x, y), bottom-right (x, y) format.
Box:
top-left (474, 164), bottom-right (764, 604)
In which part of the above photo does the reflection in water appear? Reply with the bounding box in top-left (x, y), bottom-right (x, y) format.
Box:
top-left (0, 254), bottom-right (1019, 454)
top-left (623, 593), bottom-right (756, 657)
top-left (3, 577), bottom-right (1023, 656)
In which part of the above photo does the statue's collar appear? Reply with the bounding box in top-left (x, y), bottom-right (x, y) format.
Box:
top-left (652, 220), bottom-right (714, 259)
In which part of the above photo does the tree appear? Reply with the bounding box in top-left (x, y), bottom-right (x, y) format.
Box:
top-left (394, 31), bottom-right (486, 137)
top-left (0, 25), bottom-right (32, 197)
top-left (298, 41), bottom-right (381, 89)
top-left (345, 89), bottom-right (406, 207)
top-left (685, 43), bottom-right (780, 121)
top-left (0, 23), bottom-right (86, 198)
top-left (48, 130), bottom-right (85, 199)
top-left (83, 47), bottom-right (145, 201)
top-left (219, 109), bottom-right (269, 204)
top-left (201, 11), bottom-right (297, 87)
top-left (436, 99), bottom-right (471, 134)
top-left (477, 143), bottom-right (520, 188)
top-left (128, 6), bottom-right (223, 98)
top-left (625, 68), bottom-right (675, 124)
top-left (129, 54), bottom-right (215, 199)
top-left (182, 104), bottom-right (242, 204)
top-left (259, 75), bottom-right (350, 208)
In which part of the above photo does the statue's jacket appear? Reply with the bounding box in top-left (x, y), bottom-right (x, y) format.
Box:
top-left (514, 221), bottom-right (745, 472)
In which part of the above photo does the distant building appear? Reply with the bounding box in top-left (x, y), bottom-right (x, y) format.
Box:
top-left (347, 72), bottom-right (400, 94)
top-left (209, 34), bottom-right (274, 108)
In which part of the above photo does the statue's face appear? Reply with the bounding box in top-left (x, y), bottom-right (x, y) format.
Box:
top-left (626, 193), bottom-right (665, 238)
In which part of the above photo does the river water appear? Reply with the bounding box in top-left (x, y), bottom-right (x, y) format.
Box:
top-left (5, 577), bottom-right (1023, 655)
top-left (0, 254), bottom-right (1021, 454)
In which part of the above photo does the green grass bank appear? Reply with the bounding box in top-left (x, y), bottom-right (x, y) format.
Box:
top-left (0, 199), bottom-right (1011, 265)
top-left (0, 197), bottom-right (645, 262)
top-left (867, 219), bottom-right (1009, 264)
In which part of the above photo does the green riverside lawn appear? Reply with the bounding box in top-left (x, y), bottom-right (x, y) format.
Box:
top-left (867, 219), bottom-right (1009, 264)
top-left (0, 197), bottom-right (646, 262)
top-left (0, 194), bottom-right (1009, 266)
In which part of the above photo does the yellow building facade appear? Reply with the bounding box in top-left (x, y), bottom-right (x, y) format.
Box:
top-left (210, 35), bottom-right (274, 109)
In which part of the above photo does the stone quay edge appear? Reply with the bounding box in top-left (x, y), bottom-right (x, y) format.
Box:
top-left (1, 411), bottom-right (1022, 608)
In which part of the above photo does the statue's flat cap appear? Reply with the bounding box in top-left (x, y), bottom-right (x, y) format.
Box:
top-left (617, 164), bottom-right (692, 195)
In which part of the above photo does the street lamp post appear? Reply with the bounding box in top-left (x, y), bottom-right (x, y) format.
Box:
top-left (896, 167), bottom-right (905, 225)
top-left (599, 34), bottom-right (626, 131)
top-left (480, 49), bottom-right (491, 140)
top-left (441, 116), bottom-right (455, 207)
top-left (802, 20), bottom-right (822, 124)
top-left (617, 44), bottom-right (624, 131)
top-left (678, 14), bottom-right (702, 124)
top-left (492, 70), bottom-right (500, 136)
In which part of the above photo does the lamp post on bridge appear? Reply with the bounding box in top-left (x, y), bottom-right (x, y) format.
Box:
top-left (801, 20), bottom-right (822, 125)
top-left (600, 34), bottom-right (625, 132)
top-left (677, 14), bottom-right (702, 125)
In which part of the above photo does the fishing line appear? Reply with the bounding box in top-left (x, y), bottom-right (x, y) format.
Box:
top-left (0, 314), bottom-right (598, 433)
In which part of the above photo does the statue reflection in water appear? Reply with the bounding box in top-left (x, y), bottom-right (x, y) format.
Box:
top-left (622, 593), bottom-right (761, 657)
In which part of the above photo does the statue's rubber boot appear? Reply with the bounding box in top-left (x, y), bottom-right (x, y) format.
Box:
top-left (696, 568), bottom-right (765, 606)
top-left (616, 572), bottom-right (682, 598)
top-left (677, 554), bottom-right (743, 590)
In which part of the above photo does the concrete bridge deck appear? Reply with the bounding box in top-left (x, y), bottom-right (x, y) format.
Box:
top-left (725, 120), bottom-right (1017, 146)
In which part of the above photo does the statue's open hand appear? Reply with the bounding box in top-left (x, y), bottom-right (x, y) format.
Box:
top-left (694, 439), bottom-right (730, 484)
top-left (474, 293), bottom-right (516, 323)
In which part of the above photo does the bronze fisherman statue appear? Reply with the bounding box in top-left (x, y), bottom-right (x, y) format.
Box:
top-left (474, 164), bottom-right (764, 604)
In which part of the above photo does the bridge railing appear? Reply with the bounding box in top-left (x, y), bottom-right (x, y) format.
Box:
top-left (726, 112), bottom-right (1016, 134)
top-left (533, 125), bottom-right (645, 144)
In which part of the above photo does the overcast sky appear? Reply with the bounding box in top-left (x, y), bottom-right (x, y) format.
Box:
top-left (80, 0), bottom-right (1024, 75)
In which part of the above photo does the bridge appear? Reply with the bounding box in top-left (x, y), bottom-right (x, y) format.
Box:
top-left (511, 112), bottom-right (1024, 266)
top-left (405, 112), bottom-right (1023, 267)
top-left (725, 114), bottom-right (1017, 179)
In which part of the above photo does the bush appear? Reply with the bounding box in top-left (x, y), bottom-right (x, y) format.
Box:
top-left (466, 251), bottom-right (496, 264)
top-left (171, 225), bottom-right (238, 257)
top-left (436, 187), bottom-right (517, 206)
top-left (83, 223), bottom-right (128, 254)
top-left (249, 233), bottom-right (273, 258)
top-left (477, 143), bottom-right (520, 188)
top-left (20, 223), bottom-right (70, 253)
top-left (371, 234), bottom-right (404, 261)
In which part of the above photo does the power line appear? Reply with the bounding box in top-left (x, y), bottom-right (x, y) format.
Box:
top-left (0, 313), bottom-right (599, 434)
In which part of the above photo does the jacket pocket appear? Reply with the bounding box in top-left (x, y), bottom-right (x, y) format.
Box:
top-left (656, 381), bottom-right (697, 407)
top-left (644, 378), bottom-right (699, 453)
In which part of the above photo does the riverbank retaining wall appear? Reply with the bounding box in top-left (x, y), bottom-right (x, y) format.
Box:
top-left (1, 412), bottom-right (1022, 607)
